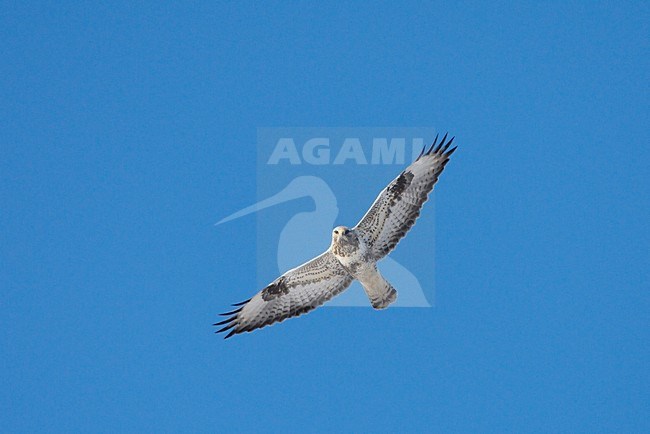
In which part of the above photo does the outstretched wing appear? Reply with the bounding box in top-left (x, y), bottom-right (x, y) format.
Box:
top-left (354, 134), bottom-right (457, 260)
top-left (215, 251), bottom-right (353, 338)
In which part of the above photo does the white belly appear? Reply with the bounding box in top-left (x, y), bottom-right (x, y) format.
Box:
top-left (332, 237), bottom-right (374, 278)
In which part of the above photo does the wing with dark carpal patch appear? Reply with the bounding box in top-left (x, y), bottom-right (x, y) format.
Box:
top-left (354, 134), bottom-right (457, 260)
top-left (215, 251), bottom-right (353, 338)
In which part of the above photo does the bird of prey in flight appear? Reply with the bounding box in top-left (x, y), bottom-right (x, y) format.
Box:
top-left (215, 134), bottom-right (458, 338)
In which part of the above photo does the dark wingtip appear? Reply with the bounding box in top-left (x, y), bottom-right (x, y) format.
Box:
top-left (216, 321), bottom-right (237, 333)
top-left (446, 145), bottom-right (458, 157)
top-left (426, 133), bottom-right (439, 154)
top-left (417, 145), bottom-right (425, 160)
top-left (224, 329), bottom-right (238, 339)
top-left (231, 298), bottom-right (251, 307)
top-left (441, 136), bottom-right (455, 153)
top-left (213, 316), bottom-right (236, 326)
top-left (435, 132), bottom-right (449, 153)
top-left (219, 306), bottom-right (243, 316)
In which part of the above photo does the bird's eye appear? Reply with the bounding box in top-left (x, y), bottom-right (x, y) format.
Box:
top-left (343, 229), bottom-right (349, 235)
top-left (334, 230), bottom-right (338, 234)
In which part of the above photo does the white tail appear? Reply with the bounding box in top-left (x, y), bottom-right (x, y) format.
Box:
top-left (358, 267), bottom-right (398, 309)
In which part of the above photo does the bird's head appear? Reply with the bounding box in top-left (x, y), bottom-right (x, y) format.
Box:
top-left (332, 226), bottom-right (357, 245)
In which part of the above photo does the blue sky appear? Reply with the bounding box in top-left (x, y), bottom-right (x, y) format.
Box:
top-left (1, 2), bottom-right (648, 432)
